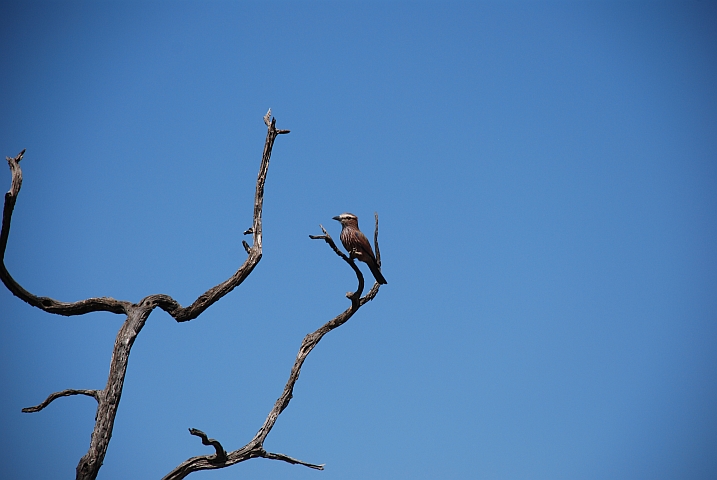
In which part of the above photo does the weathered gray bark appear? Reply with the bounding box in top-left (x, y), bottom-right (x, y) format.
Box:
top-left (2, 112), bottom-right (384, 479)
top-left (2, 113), bottom-right (289, 480)
top-left (162, 220), bottom-right (382, 479)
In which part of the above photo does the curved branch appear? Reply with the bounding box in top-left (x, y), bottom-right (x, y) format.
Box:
top-left (22, 389), bottom-right (101, 413)
top-left (74, 114), bottom-right (290, 480)
top-left (1, 114), bottom-right (288, 320)
top-left (4, 113), bottom-right (290, 480)
top-left (252, 220), bottom-right (383, 444)
top-left (1, 150), bottom-right (132, 316)
top-left (188, 429), bottom-right (227, 462)
top-left (142, 114), bottom-right (287, 322)
top-left (309, 224), bottom-right (364, 305)
top-left (162, 216), bottom-right (383, 480)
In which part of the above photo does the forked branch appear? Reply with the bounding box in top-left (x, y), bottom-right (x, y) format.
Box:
top-left (162, 217), bottom-right (383, 479)
top-left (5, 111), bottom-right (289, 480)
top-left (144, 114), bottom-right (289, 322)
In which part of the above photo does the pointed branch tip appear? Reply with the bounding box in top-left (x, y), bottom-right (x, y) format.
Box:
top-left (262, 450), bottom-right (325, 470)
top-left (22, 389), bottom-right (100, 413)
top-left (263, 109), bottom-right (272, 126)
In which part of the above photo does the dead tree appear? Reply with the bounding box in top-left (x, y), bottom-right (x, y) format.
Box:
top-left (1, 111), bottom-right (384, 479)
top-left (162, 221), bottom-right (382, 479)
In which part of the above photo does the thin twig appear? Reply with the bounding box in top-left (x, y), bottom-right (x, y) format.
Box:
top-left (188, 429), bottom-right (227, 462)
top-left (309, 225), bottom-right (364, 303)
top-left (22, 389), bottom-right (101, 413)
top-left (261, 450), bottom-right (325, 470)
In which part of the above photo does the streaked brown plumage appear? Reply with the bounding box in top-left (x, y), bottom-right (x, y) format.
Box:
top-left (333, 212), bottom-right (387, 285)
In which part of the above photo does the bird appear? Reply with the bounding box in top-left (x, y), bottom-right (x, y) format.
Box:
top-left (333, 212), bottom-right (387, 285)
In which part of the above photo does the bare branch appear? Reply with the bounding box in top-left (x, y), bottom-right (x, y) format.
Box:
top-left (250, 221), bottom-right (384, 444)
top-left (77, 116), bottom-right (289, 480)
top-left (309, 225), bottom-right (364, 303)
top-left (1, 151), bottom-right (132, 316)
top-left (4, 113), bottom-right (290, 480)
top-left (140, 116), bottom-right (287, 322)
top-left (6, 115), bottom-right (381, 480)
top-left (163, 217), bottom-right (383, 479)
top-left (188, 429), bottom-right (227, 462)
top-left (22, 389), bottom-right (101, 413)
top-left (261, 450), bottom-right (325, 470)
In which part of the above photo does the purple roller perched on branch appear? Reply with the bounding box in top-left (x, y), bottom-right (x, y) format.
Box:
top-left (333, 213), bottom-right (387, 285)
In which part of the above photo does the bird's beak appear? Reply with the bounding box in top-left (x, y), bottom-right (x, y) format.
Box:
top-left (332, 215), bottom-right (341, 221)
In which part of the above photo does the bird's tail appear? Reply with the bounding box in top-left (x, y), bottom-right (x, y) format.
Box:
top-left (368, 262), bottom-right (388, 285)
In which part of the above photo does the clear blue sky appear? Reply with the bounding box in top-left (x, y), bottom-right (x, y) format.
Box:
top-left (1, 1), bottom-right (716, 479)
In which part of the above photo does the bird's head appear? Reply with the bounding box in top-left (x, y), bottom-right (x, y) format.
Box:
top-left (332, 212), bottom-right (358, 226)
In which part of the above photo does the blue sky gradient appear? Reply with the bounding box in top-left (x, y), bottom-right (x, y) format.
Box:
top-left (1, 1), bottom-right (716, 479)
